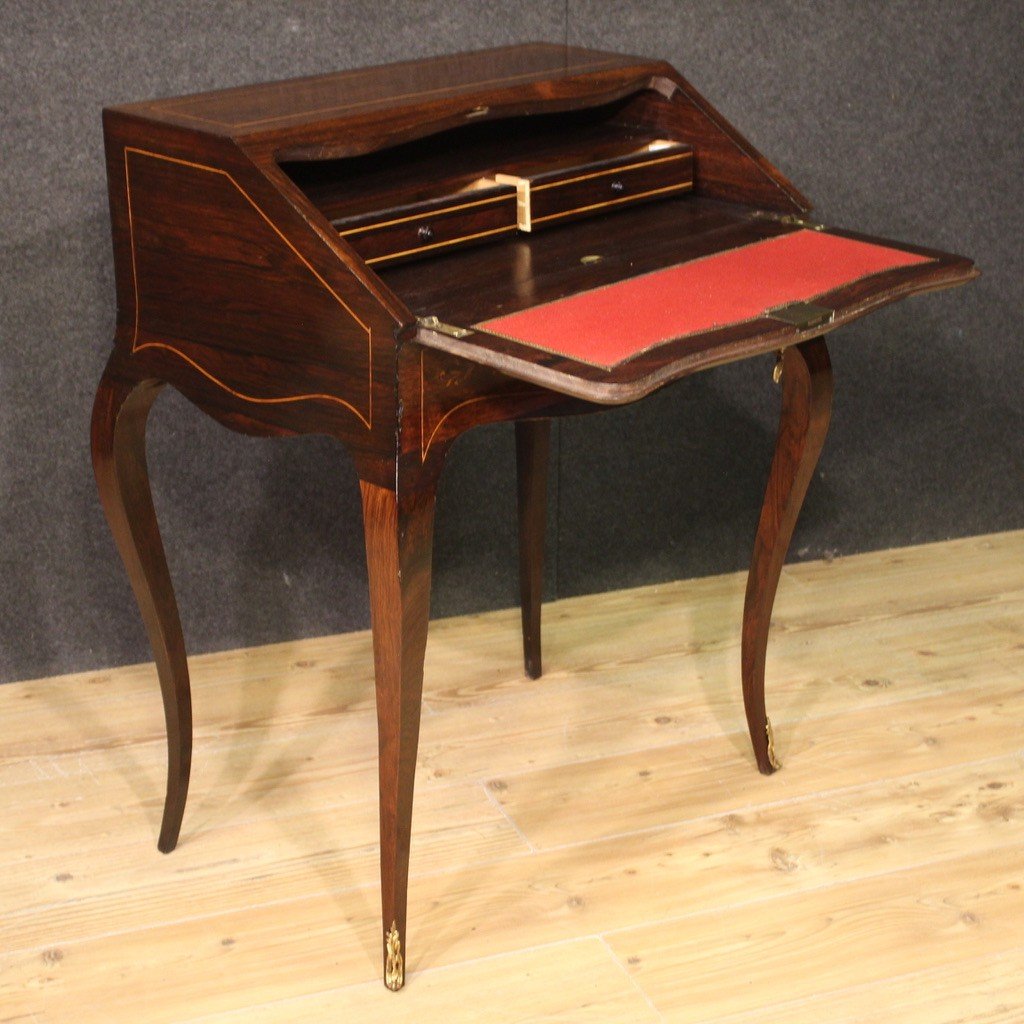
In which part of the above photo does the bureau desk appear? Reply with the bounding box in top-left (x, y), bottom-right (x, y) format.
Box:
top-left (91, 43), bottom-right (976, 991)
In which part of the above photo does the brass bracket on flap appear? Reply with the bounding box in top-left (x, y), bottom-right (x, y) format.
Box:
top-left (749, 210), bottom-right (828, 231)
top-left (768, 301), bottom-right (835, 332)
top-left (417, 315), bottom-right (473, 339)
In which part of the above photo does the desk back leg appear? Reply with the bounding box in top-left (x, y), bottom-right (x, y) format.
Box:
top-left (91, 357), bottom-right (193, 852)
top-left (361, 477), bottom-right (438, 991)
top-left (515, 419), bottom-right (551, 679)
top-left (742, 339), bottom-right (833, 775)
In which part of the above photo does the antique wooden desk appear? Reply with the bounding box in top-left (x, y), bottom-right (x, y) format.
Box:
top-left (92, 43), bottom-right (976, 990)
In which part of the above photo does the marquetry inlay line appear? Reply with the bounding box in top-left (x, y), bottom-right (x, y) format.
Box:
top-left (162, 56), bottom-right (627, 130)
top-left (123, 147), bottom-right (374, 429)
top-left (337, 192), bottom-right (513, 234)
top-left (367, 224), bottom-right (518, 266)
top-left (531, 151), bottom-right (691, 191)
top-left (418, 350), bottom-right (489, 461)
top-left (417, 350), bottom-right (531, 461)
top-left (531, 181), bottom-right (693, 226)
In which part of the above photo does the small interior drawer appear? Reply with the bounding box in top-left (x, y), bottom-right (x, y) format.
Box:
top-left (297, 117), bottom-right (698, 266)
top-left (496, 139), bottom-right (694, 232)
top-left (334, 180), bottom-right (518, 266)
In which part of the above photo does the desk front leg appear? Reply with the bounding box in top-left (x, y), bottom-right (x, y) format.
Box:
top-left (91, 357), bottom-right (192, 852)
top-left (742, 339), bottom-right (833, 774)
top-left (360, 477), bottom-right (438, 991)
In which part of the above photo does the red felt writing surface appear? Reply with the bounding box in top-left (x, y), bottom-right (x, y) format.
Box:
top-left (477, 229), bottom-right (933, 368)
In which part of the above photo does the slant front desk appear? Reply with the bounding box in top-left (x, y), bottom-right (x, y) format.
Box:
top-left (92, 44), bottom-right (976, 991)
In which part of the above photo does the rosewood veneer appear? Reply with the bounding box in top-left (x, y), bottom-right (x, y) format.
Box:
top-left (91, 43), bottom-right (976, 990)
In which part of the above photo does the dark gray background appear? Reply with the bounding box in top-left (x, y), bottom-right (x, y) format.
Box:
top-left (1, 1), bottom-right (1021, 684)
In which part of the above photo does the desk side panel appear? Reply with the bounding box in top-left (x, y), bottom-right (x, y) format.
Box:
top-left (103, 112), bottom-right (402, 482)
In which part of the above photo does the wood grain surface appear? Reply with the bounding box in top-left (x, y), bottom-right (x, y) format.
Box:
top-left (2, 530), bottom-right (1021, 1021)
top-left (90, 41), bottom-right (979, 996)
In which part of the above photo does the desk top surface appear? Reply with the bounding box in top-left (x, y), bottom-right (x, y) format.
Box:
top-left (110, 43), bottom-right (661, 140)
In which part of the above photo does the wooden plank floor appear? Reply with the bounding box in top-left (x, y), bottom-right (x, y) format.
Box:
top-left (2, 530), bottom-right (1022, 1023)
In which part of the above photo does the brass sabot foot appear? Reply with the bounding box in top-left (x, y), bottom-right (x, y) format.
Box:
top-left (384, 921), bottom-right (404, 991)
top-left (766, 718), bottom-right (781, 771)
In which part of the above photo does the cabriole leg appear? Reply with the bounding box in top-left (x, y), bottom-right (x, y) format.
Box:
top-left (361, 479), bottom-right (438, 991)
top-left (515, 419), bottom-right (551, 679)
top-left (91, 358), bottom-right (192, 852)
top-left (742, 339), bottom-right (833, 774)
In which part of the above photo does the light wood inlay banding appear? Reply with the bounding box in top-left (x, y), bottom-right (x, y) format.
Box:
top-left (124, 147), bottom-right (375, 428)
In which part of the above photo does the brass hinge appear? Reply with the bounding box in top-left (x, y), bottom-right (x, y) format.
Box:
top-left (417, 315), bottom-right (473, 339)
top-left (767, 301), bottom-right (835, 331)
top-left (750, 210), bottom-right (828, 231)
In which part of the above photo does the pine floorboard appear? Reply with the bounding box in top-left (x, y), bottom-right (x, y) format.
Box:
top-left (1, 530), bottom-right (1021, 1022)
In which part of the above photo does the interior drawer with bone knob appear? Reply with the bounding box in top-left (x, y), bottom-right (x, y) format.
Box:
top-left (495, 137), bottom-right (694, 232)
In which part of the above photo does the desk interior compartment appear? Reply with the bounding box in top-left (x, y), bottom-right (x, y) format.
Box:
top-left (495, 136), bottom-right (693, 231)
top-left (280, 95), bottom-right (696, 267)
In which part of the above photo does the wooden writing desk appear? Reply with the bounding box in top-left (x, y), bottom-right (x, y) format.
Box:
top-left (91, 43), bottom-right (976, 991)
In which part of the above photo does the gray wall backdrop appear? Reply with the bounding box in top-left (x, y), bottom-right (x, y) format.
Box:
top-left (1, 1), bottom-right (1021, 684)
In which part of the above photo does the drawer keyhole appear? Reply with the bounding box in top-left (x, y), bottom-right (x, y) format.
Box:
top-left (610, 180), bottom-right (625, 194)
top-left (418, 224), bottom-right (434, 242)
